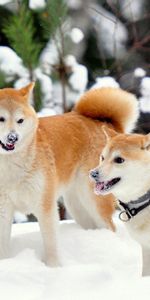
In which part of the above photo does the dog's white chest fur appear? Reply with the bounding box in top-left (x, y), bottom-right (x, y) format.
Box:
top-left (0, 155), bottom-right (45, 215)
top-left (126, 209), bottom-right (150, 248)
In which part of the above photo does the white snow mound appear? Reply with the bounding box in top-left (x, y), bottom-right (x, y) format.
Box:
top-left (0, 219), bottom-right (150, 299)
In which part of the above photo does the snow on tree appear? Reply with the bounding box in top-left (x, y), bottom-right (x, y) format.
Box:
top-left (0, 0), bottom-right (88, 113)
top-left (0, 0), bottom-right (149, 126)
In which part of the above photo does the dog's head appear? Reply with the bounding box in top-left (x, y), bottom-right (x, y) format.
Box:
top-left (90, 127), bottom-right (150, 202)
top-left (0, 83), bottom-right (38, 154)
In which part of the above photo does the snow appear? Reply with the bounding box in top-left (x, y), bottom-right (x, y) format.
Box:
top-left (70, 27), bottom-right (84, 44)
top-left (91, 76), bottom-right (120, 89)
top-left (0, 46), bottom-right (28, 80)
top-left (67, 0), bottom-right (82, 10)
top-left (14, 78), bottom-right (31, 89)
top-left (65, 55), bottom-right (88, 93)
top-left (40, 42), bottom-right (88, 95)
top-left (0, 216), bottom-right (148, 300)
top-left (40, 39), bottom-right (59, 75)
top-left (34, 68), bottom-right (53, 105)
top-left (92, 5), bottom-right (128, 58)
top-left (37, 107), bottom-right (56, 117)
top-left (0, 0), bottom-right (46, 9)
top-left (140, 77), bottom-right (150, 113)
top-left (0, 46), bottom-right (53, 108)
top-left (120, 0), bottom-right (144, 21)
top-left (52, 82), bottom-right (81, 111)
top-left (14, 212), bottom-right (28, 224)
top-left (0, 0), bottom-right (11, 4)
top-left (0, 38), bottom-right (87, 111)
top-left (134, 68), bottom-right (146, 78)
top-left (29, 0), bottom-right (46, 10)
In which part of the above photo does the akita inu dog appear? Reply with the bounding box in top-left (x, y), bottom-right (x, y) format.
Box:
top-left (90, 128), bottom-right (150, 275)
top-left (0, 84), bottom-right (138, 266)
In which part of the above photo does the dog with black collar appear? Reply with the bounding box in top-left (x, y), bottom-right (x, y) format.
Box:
top-left (90, 127), bottom-right (150, 276)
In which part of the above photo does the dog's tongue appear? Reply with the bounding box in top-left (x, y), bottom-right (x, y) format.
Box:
top-left (96, 182), bottom-right (105, 191)
top-left (6, 143), bottom-right (14, 150)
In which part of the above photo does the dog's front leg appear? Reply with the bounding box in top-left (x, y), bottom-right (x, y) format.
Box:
top-left (37, 201), bottom-right (60, 267)
top-left (93, 192), bottom-right (116, 231)
top-left (0, 197), bottom-right (14, 259)
top-left (142, 246), bottom-right (150, 276)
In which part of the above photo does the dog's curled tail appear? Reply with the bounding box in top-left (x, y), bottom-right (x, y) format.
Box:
top-left (74, 87), bottom-right (139, 133)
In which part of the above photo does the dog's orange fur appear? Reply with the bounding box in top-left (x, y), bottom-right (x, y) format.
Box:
top-left (75, 88), bottom-right (138, 132)
top-left (0, 84), bottom-right (138, 265)
top-left (38, 115), bottom-right (116, 225)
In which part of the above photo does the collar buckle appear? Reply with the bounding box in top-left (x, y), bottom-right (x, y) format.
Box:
top-left (119, 193), bottom-right (150, 222)
top-left (119, 210), bottom-right (131, 222)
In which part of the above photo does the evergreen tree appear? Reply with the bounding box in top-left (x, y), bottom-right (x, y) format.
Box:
top-left (0, 71), bottom-right (6, 89)
top-left (3, 2), bottom-right (41, 72)
top-left (1, 0), bottom-right (69, 112)
top-left (3, 1), bottom-right (42, 110)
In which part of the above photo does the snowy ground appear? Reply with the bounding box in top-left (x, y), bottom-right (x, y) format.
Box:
top-left (1, 217), bottom-right (150, 300)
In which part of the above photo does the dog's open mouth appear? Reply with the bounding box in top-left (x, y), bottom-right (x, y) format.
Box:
top-left (95, 177), bottom-right (121, 194)
top-left (0, 141), bottom-right (15, 151)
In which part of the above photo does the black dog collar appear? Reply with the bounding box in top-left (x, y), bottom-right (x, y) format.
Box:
top-left (119, 190), bottom-right (150, 222)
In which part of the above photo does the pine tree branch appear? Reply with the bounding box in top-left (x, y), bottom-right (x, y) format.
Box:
top-left (3, 3), bottom-right (42, 69)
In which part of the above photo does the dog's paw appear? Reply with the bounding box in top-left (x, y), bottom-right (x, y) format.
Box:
top-left (44, 256), bottom-right (62, 267)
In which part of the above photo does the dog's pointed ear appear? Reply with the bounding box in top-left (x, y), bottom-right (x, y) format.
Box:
top-left (19, 82), bottom-right (35, 102)
top-left (102, 126), bottom-right (117, 142)
top-left (141, 133), bottom-right (150, 150)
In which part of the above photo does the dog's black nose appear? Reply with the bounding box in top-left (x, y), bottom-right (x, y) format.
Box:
top-left (89, 169), bottom-right (99, 181)
top-left (7, 132), bottom-right (18, 144)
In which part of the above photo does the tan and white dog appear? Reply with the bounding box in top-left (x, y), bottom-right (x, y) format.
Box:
top-left (90, 128), bottom-right (150, 275)
top-left (0, 84), bottom-right (138, 266)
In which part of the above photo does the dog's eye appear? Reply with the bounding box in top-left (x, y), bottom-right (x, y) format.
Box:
top-left (0, 117), bottom-right (5, 122)
top-left (114, 157), bottom-right (125, 164)
top-left (101, 155), bottom-right (104, 161)
top-left (17, 118), bottom-right (24, 124)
